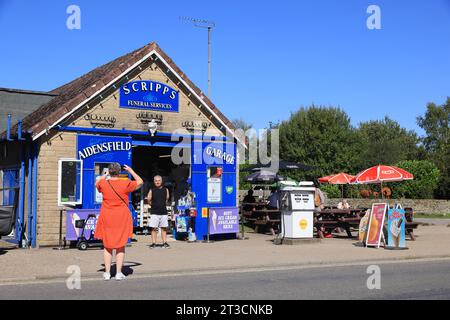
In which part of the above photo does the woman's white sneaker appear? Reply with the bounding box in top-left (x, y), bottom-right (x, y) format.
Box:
top-left (103, 272), bottom-right (111, 281)
top-left (115, 272), bottom-right (126, 281)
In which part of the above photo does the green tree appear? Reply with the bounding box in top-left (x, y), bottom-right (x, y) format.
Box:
top-left (279, 106), bottom-right (361, 181)
top-left (232, 118), bottom-right (254, 190)
top-left (357, 116), bottom-right (420, 168)
top-left (417, 98), bottom-right (450, 198)
top-left (320, 184), bottom-right (341, 198)
top-left (232, 118), bottom-right (253, 132)
top-left (390, 160), bottom-right (440, 199)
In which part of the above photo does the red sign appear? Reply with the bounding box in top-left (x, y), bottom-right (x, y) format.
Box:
top-left (366, 203), bottom-right (387, 247)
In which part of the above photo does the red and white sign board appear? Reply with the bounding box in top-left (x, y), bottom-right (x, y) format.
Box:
top-left (366, 203), bottom-right (388, 248)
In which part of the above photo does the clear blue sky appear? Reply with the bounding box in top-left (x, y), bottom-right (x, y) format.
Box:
top-left (1, 0), bottom-right (450, 134)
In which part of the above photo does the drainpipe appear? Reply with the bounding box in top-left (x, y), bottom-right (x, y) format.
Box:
top-left (6, 114), bottom-right (12, 141)
top-left (16, 144), bottom-right (26, 247)
top-left (27, 145), bottom-right (33, 247)
top-left (31, 143), bottom-right (38, 248)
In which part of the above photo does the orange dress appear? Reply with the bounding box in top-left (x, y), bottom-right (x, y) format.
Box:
top-left (94, 179), bottom-right (137, 249)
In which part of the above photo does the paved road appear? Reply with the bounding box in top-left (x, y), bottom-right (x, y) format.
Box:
top-left (1, 259), bottom-right (449, 300)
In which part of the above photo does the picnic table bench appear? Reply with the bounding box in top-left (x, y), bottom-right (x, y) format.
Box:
top-left (242, 203), bottom-right (420, 241)
top-left (405, 221), bottom-right (419, 240)
top-left (240, 203), bottom-right (281, 235)
top-left (314, 208), bottom-right (365, 239)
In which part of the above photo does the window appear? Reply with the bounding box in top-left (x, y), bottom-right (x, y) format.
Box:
top-left (94, 162), bottom-right (113, 204)
top-left (58, 159), bottom-right (83, 206)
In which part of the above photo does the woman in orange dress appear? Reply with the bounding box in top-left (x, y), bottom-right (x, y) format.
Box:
top-left (95, 163), bottom-right (143, 281)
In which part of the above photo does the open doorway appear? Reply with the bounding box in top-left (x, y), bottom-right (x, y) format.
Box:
top-left (131, 146), bottom-right (190, 230)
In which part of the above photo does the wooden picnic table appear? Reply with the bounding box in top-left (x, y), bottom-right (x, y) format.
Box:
top-left (240, 204), bottom-right (281, 236)
top-left (314, 208), bottom-right (365, 239)
top-left (252, 208), bottom-right (281, 235)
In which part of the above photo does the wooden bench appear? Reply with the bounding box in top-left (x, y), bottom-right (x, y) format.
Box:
top-left (254, 219), bottom-right (280, 236)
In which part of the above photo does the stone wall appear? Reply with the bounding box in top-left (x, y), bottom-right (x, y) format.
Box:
top-left (36, 132), bottom-right (77, 246)
top-left (238, 190), bottom-right (450, 215)
top-left (326, 198), bottom-right (450, 215)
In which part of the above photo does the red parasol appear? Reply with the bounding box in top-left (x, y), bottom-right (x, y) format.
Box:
top-left (319, 172), bottom-right (356, 198)
top-left (352, 165), bottom-right (414, 199)
top-left (319, 172), bottom-right (356, 185)
top-left (352, 165), bottom-right (413, 184)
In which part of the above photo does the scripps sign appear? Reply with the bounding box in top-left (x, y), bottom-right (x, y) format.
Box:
top-left (120, 80), bottom-right (179, 112)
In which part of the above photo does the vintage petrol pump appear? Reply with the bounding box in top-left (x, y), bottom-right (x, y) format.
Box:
top-left (278, 182), bottom-right (316, 243)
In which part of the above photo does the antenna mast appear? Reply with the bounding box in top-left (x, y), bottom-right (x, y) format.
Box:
top-left (180, 16), bottom-right (216, 98)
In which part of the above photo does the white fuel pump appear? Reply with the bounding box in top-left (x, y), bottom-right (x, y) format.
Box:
top-left (278, 182), bottom-right (316, 242)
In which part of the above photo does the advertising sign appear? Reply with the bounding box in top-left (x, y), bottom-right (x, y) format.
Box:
top-left (358, 209), bottom-right (371, 242)
top-left (119, 80), bottom-right (179, 112)
top-left (387, 205), bottom-right (406, 249)
top-left (366, 203), bottom-right (387, 248)
top-left (207, 166), bottom-right (222, 203)
top-left (209, 207), bottom-right (239, 235)
top-left (66, 209), bottom-right (100, 241)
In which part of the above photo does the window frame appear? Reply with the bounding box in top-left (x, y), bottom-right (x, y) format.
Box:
top-left (58, 158), bottom-right (83, 206)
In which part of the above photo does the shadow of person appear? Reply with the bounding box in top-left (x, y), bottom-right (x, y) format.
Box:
top-left (0, 248), bottom-right (7, 256)
top-left (98, 261), bottom-right (142, 276)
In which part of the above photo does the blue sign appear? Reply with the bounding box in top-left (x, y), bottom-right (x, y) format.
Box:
top-left (191, 141), bottom-right (237, 173)
top-left (387, 206), bottom-right (406, 248)
top-left (119, 80), bottom-right (179, 112)
top-left (77, 135), bottom-right (133, 212)
top-left (209, 207), bottom-right (239, 235)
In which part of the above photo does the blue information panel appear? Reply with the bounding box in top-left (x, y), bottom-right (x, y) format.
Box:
top-left (119, 80), bottom-right (179, 112)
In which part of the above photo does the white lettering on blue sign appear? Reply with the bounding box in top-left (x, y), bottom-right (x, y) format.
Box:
top-left (120, 80), bottom-right (179, 112)
top-left (78, 141), bottom-right (132, 160)
top-left (205, 146), bottom-right (235, 164)
top-left (122, 81), bottom-right (177, 100)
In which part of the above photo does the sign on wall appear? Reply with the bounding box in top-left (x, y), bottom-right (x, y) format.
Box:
top-left (366, 203), bottom-right (387, 248)
top-left (77, 135), bottom-right (133, 211)
top-left (207, 166), bottom-right (222, 203)
top-left (120, 80), bottom-right (179, 112)
top-left (209, 207), bottom-right (239, 235)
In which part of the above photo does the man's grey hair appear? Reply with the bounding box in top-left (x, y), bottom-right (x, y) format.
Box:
top-left (108, 162), bottom-right (121, 176)
top-left (153, 175), bottom-right (162, 181)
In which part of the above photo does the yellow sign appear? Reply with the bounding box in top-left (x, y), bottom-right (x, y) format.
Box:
top-left (202, 208), bottom-right (208, 218)
top-left (299, 219), bottom-right (308, 230)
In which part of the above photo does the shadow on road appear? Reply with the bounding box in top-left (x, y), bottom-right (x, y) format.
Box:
top-left (98, 261), bottom-right (142, 276)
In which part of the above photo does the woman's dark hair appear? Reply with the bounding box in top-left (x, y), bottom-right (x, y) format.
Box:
top-left (108, 162), bottom-right (121, 176)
